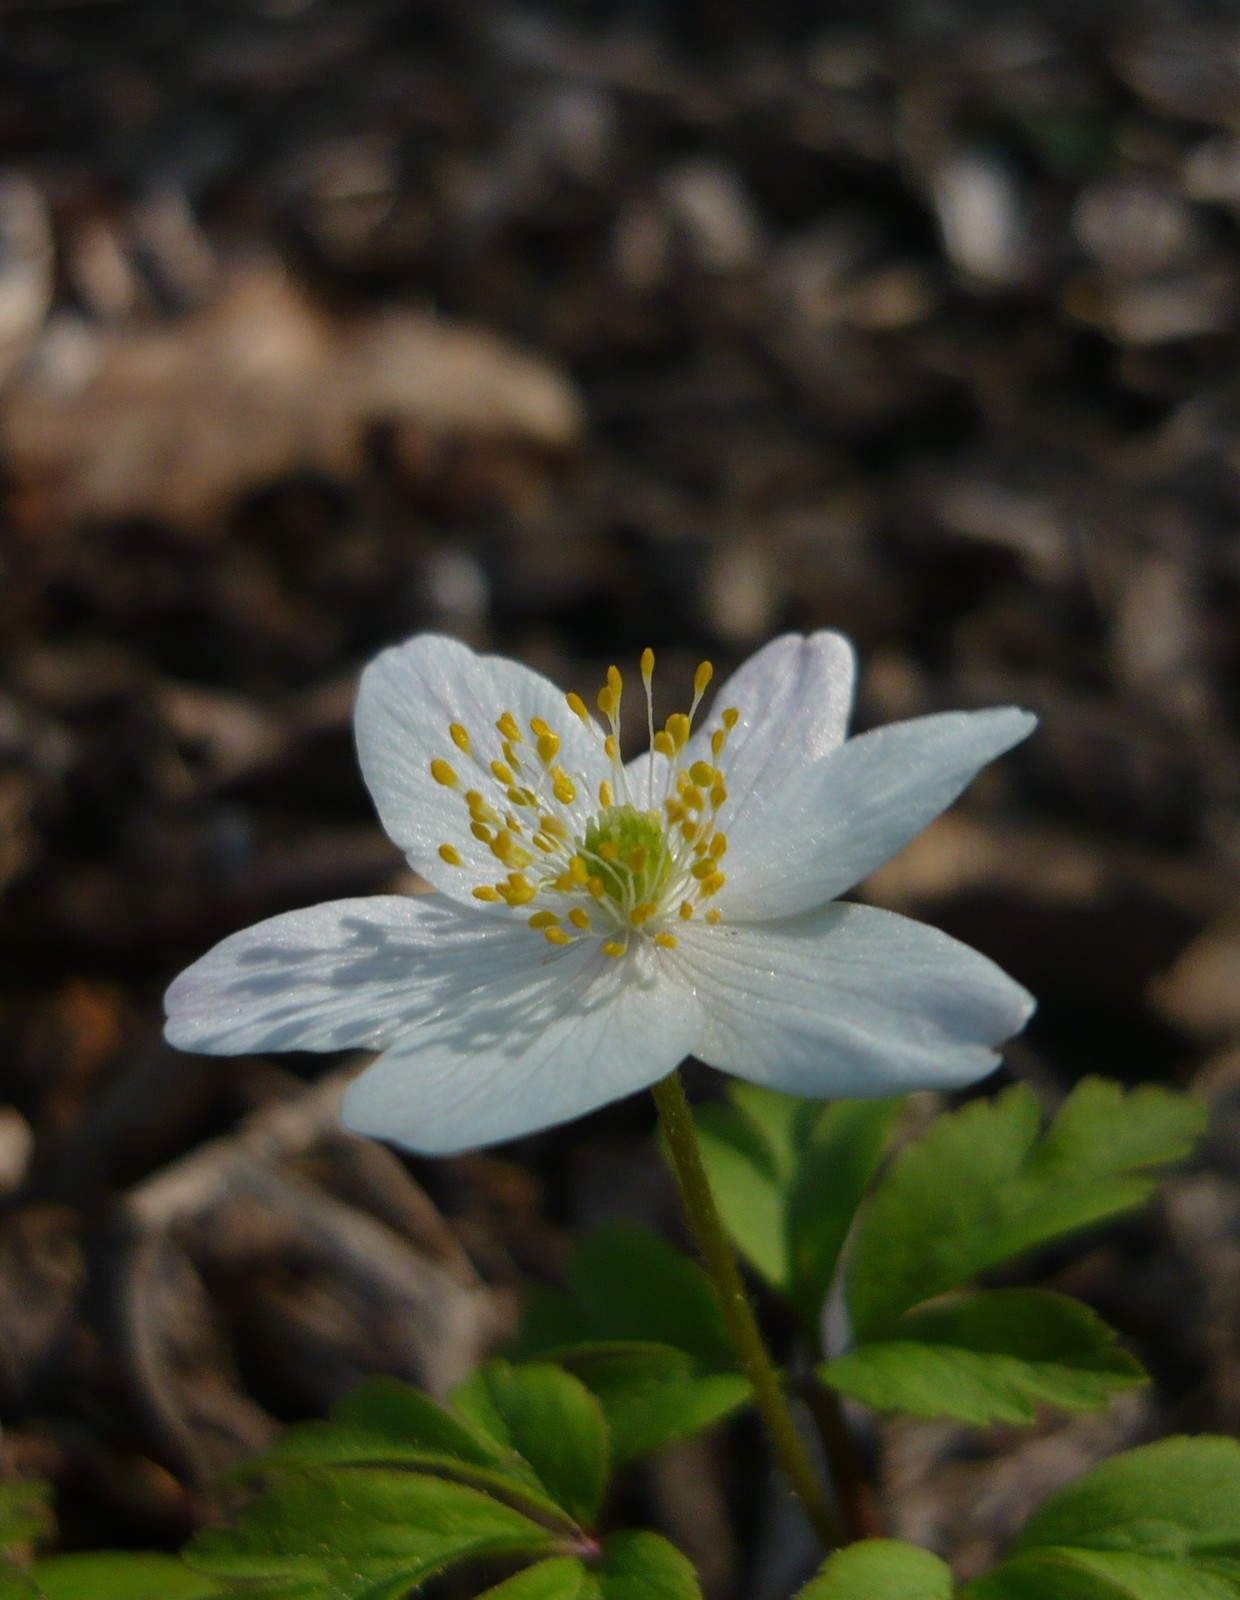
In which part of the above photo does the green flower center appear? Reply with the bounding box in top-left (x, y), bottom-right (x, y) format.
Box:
top-left (583, 805), bottom-right (672, 910)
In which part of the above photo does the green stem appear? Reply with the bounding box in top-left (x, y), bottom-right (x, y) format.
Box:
top-left (651, 1070), bottom-right (845, 1553)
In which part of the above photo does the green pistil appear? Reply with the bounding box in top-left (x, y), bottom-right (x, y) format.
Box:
top-left (584, 805), bottom-right (671, 907)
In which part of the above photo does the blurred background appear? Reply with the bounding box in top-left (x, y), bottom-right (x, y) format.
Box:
top-left (1, 0), bottom-right (1239, 1592)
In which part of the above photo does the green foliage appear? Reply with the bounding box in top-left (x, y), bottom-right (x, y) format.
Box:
top-left (451, 1363), bottom-right (609, 1529)
top-left (693, 1086), bottom-right (898, 1328)
top-left (797, 1540), bottom-right (954, 1600)
top-left (185, 1469), bottom-right (562, 1599)
top-left (822, 1290), bottom-right (1145, 1424)
top-left (963, 1436), bottom-right (1240, 1600)
top-left (847, 1079), bottom-right (1205, 1339)
top-left (514, 1226), bottom-right (749, 1460)
top-left (478, 1532), bottom-right (701, 1599)
top-left (27, 1553), bottom-right (222, 1600)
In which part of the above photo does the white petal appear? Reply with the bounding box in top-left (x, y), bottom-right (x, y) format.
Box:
top-left (342, 940), bottom-right (703, 1154)
top-left (627, 631), bottom-right (855, 814)
top-left (355, 634), bottom-right (607, 906)
top-left (673, 903), bottom-right (1033, 1098)
top-left (164, 894), bottom-right (543, 1055)
top-left (718, 706), bottom-right (1036, 919)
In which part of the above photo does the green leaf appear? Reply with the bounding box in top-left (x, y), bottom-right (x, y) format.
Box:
top-left (965, 1547), bottom-right (1240, 1600)
top-left (798, 1539), bottom-right (955, 1599)
top-left (550, 1343), bottom-right (749, 1463)
top-left (848, 1081), bottom-right (1204, 1338)
top-left (963, 1436), bottom-right (1240, 1600)
top-left (28, 1552), bottom-right (223, 1600)
top-left (0, 1564), bottom-right (43, 1600)
top-left (240, 1374), bottom-right (576, 1533)
top-left (561, 1226), bottom-right (734, 1371)
top-left (695, 1089), bottom-right (897, 1330)
top-left (451, 1362), bottom-right (610, 1530)
top-left (823, 1291), bottom-right (1146, 1424)
top-left (0, 1483), bottom-right (53, 1555)
top-left (185, 1468), bottom-right (560, 1599)
top-left (593, 1531), bottom-right (701, 1599)
top-left (478, 1558), bottom-right (598, 1599)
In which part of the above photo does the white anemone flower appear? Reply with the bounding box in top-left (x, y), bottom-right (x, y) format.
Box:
top-left (164, 632), bottom-right (1036, 1155)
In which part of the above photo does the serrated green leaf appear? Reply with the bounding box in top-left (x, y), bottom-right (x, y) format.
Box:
top-left (451, 1363), bottom-right (609, 1530)
top-left (1014, 1436), bottom-right (1240, 1556)
top-left (593, 1530), bottom-right (701, 1599)
top-left (822, 1290), bottom-right (1145, 1423)
top-left (695, 1091), bottom-right (897, 1331)
top-left (848, 1081), bottom-right (1204, 1338)
top-left (561, 1226), bottom-right (733, 1371)
top-left (185, 1467), bottom-right (560, 1598)
top-left (963, 1436), bottom-right (1240, 1600)
top-left (28, 1552), bottom-right (223, 1600)
top-left (798, 1539), bottom-right (955, 1600)
top-left (240, 1374), bottom-right (576, 1533)
top-left (964, 1547), bottom-right (1240, 1600)
top-left (550, 1343), bottom-right (749, 1463)
top-left (0, 1483), bottom-right (54, 1555)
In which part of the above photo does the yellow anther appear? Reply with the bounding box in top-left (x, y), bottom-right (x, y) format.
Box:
top-left (537, 732), bottom-right (560, 763)
top-left (711, 727), bottom-right (727, 758)
top-left (438, 844), bottom-right (462, 866)
top-left (680, 819), bottom-right (699, 841)
top-left (599, 780), bottom-right (614, 807)
top-left (566, 691), bottom-right (590, 722)
top-left (683, 786), bottom-right (705, 811)
top-left (597, 684), bottom-right (618, 720)
top-left (693, 839), bottom-right (708, 856)
top-left (694, 661), bottom-right (713, 697)
top-left (664, 798), bottom-right (685, 823)
top-left (706, 907), bottom-right (722, 924)
top-left (471, 821), bottom-right (494, 844)
top-left (503, 881), bottom-right (537, 906)
top-left (630, 902), bottom-right (656, 926)
top-left (587, 877), bottom-right (605, 897)
top-left (722, 707), bottom-right (739, 729)
top-left (449, 723), bottom-right (470, 752)
top-left (711, 777), bottom-right (727, 808)
top-left (653, 730), bottom-right (675, 758)
top-left (430, 758), bottom-right (458, 787)
top-left (496, 712), bottom-right (522, 741)
top-left (598, 840), bottom-right (619, 862)
top-left (628, 845), bottom-right (647, 871)
top-left (507, 787), bottom-right (535, 807)
top-left (529, 716), bottom-right (551, 738)
top-left (501, 740), bottom-right (521, 769)
top-left (691, 858), bottom-right (715, 880)
top-left (603, 941), bottom-right (626, 958)
top-left (608, 664), bottom-right (623, 697)
top-left (489, 760), bottom-right (513, 785)
top-left (539, 814), bottom-right (567, 838)
top-left (569, 857), bottom-right (590, 886)
top-left (666, 713), bottom-right (691, 749)
top-left (640, 647), bottom-right (655, 681)
top-left (710, 833), bottom-right (727, 858)
top-left (690, 760), bottom-right (715, 786)
top-left (528, 910), bottom-right (559, 929)
top-left (679, 900), bottom-right (695, 920)
top-left (551, 769), bottom-right (577, 805)
top-left (568, 908), bottom-right (590, 930)
top-left (467, 790), bottom-right (498, 820)
top-left (700, 871), bottom-right (725, 897)
top-left (654, 931), bottom-right (677, 949)
top-left (473, 886), bottom-right (501, 902)
top-left (533, 835), bottom-right (554, 853)
top-left (545, 927), bottom-right (572, 946)
top-left (604, 733), bottom-right (618, 762)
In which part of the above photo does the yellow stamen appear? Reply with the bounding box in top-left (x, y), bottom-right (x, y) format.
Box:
top-left (722, 707), bottom-right (739, 729)
top-left (568, 908), bottom-right (590, 930)
top-left (473, 886), bottom-right (501, 902)
top-left (640, 647), bottom-right (655, 683)
top-left (630, 902), bottom-right (656, 926)
top-left (545, 927), bottom-right (572, 946)
top-left (679, 900), bottom-right (695, 920)
top-left (537, 732), bottom-right (560, 763)
top-left (497, 712), bottom-right (522, 741)
top-left (666, 713), bottom-right (690, 749)
top-left (654, 931), bottom-right (677, 948)
top-left (706, 908), bottom-right (722, 924)
top-left (690, 761), bottom-right (715, 786)
top-left (566, 691), bottom-right (590, 722)
top-left (603, 940), bottom-right (626, 958)
top-left (490, 760), bottom-right (513, 785)
top-left (430, 758), bottom-right (458, 787)
top-left (449, 723), bottom-right (470, 752)
top-left (599, 780), bottom-right (614, 807)
top-left (653, 730), bottom-right (675, 758)
top-left (528, 911), bottom-right (559, 929)
top-left (438, 844), bottom-right (462, 865)
top-left (694, 661), bottom-right (714, 698)
top-left (471, 821), bottom-right (493, 843)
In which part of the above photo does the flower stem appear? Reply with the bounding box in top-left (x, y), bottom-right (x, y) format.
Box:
top-left (651, 1070), bottom-right (844, 1553)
